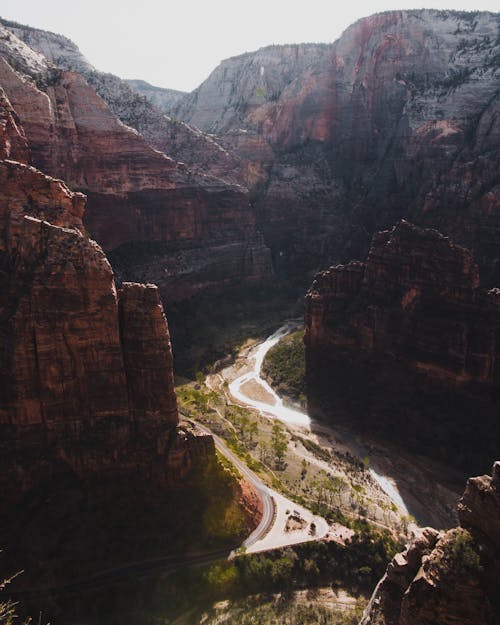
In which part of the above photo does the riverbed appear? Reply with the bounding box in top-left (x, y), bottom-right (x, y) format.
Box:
top-left (220, 323), bottom-right (462, 528)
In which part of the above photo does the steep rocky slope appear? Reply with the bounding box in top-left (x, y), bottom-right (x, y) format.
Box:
top-left (0, 134), bottom-right (260, 597)
top-left (125, 78), bottom-right (186, 113)
top-left (0, 156), bottom-right (210, 507)
top-left (1, 18), bottom-right (245, 185)
top-left (0, 21), bottom-right (272, 302)
top-left (174, 10), bottom-right (499, 282)
top-left (304, 221), bottom-right (500, 473)
top-left (361, 462), bottom-right (500, 625)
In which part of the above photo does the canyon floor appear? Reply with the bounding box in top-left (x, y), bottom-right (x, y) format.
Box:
top-left (192, 324), bottom-right (464, 533)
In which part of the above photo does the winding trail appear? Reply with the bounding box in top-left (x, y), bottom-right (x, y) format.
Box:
top-left (226, 323), bottom-right (410, 515)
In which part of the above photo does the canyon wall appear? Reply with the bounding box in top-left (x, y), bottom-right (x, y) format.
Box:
top-left (304, 221), bottom-right (500, 473)
top-left (0, 158), bottom-right (214, 507)
top-left (173, 10), bottom-right (499, 283)
top-left (0, 20), bottom-right (273, 302)
top-left (361, 462), bottom-right (500, 625)
top-left (0, 129), bottom-right (231, 590)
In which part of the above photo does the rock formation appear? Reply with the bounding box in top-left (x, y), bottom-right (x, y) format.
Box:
top-left (4, 11), bottom-right (497, 293)
top-left (173, 10), bottom-right (499, 283)
top-left (360, 462), bottom-right (500, 625)
top-left (1, 18), bottom-right (246, 186)
top-left (0, 157), bottom-right (214, 508)
top-left (125, 79), bottom-right (186, 114)
top-left (304, 221), bottom-right (500, 473)
top-left (0, 20), bottom-right (273, 303)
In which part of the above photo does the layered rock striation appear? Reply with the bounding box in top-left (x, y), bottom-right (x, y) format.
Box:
top-left (0, 156), bottom-right (212, 509)
top-left (361, 462), bottom-right (500, 625)
top-left (304, 221), bottom-right (500, 472)
top-left (173, 10), bottom-right (500, 283)
top-left (0, 20), bottom-right (272, 302)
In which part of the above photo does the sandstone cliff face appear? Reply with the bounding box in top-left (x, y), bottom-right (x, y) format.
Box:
top-left (2, 18), bottom-right (246, 186)
top-left (0, 21), bottom-right (272, 301)
top-left (173, 10), bottom-right (499, 282)
top-left (304, 221), bottom-right (500, 472)
top-left (0, 156), bottom-right (214, 509)
top-left (361, 462), bottom-right (500, 625)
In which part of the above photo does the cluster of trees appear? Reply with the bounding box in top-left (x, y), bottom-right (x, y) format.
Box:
top-left (205, 527), bottom-right (400, 598)
top-left (262, 330), bottom-right (306, 404)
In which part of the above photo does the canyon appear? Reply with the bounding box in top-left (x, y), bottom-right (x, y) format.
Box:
top-left (0, 7), bottom-right (499, 624)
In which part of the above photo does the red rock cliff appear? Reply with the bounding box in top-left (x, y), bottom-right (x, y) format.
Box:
top-left (173, 11), bottom-right (499, 284)
top-left (0, 156), bottom-right (214, 508)
top-left (0, 22), bottom-right (273, 302)
top-left (304, 221), bottom-right (500, 472)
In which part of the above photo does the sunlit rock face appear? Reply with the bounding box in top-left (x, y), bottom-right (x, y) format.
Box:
top-left (173, 10), bottom-right (499, 283)
top-left (0, 20), bottom-right (274, 302)
top-left (304, 221), bottom-right (500, 473)
top-left (361, 462), bottom-right (500, 625)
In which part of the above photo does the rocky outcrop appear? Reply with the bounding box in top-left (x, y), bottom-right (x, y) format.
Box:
top-left (174, 43), bottom-right (331, 135)
top-left (173, 10), bottom-right (499, 283)
top-left (304, 221), bottom-right (500, 472)
top-left (0, 149), bottom-right (241, 594)
top-left (361, 462), bottom-right (500, 625)
top-left (125, 79), bottom-right (186, 114)
top-left (0, 21), bottom-right (272, 302)
top-left (0, 157), bottom-right (214, 509)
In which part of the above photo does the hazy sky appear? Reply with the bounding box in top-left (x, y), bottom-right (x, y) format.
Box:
top-left (1, 1), bottom-right (498, 91)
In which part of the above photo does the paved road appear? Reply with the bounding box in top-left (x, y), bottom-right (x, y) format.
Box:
top-left (192, 421), bottom-right (276, 549)
top-left (191, 421), bottom-right (330, 554)
top-left (7, 547), bottom-right (235, 597)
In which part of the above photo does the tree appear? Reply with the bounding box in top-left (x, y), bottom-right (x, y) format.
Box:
top-left (271, 422), bottom-right (288, 469)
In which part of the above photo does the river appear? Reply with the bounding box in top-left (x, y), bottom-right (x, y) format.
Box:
top-left (227, 323), bottom-right (410, 514)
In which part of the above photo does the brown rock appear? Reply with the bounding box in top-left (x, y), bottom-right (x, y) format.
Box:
top-left (0, 23), bottom-right (273, 302)
top-left (304, 221), bottom-right (500, 472)
top-left (361, 463), bottom-right (499, 625)
top-left (0, 158), bottom-right (201, 508)
top-left (118, 282), bottom-right (178, 426)
top-left (0, 87), bottom-right (28, 162)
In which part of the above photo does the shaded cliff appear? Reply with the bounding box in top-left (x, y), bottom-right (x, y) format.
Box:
top-left (0, 143), bottom-right (237, 585)
top-left (304, 221), bottom-right (500, 473)
top-left (0, 20), bottom-right (272, 302)
top-left (360, 462), bottom-right (500, 625)
top-left (174, 10), bottom-right (499, 283)
top-left (0, 157), bottom-right (215, 505)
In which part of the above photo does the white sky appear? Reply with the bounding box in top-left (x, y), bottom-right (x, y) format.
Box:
top-left (1, 1), bottom-right (498, 91)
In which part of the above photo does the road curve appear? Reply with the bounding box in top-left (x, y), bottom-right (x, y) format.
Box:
top-left (191, 421), bottom-right (276, 548)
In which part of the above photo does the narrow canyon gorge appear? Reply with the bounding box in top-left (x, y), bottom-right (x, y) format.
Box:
top-left (0, 8), bottom-right (498, 625)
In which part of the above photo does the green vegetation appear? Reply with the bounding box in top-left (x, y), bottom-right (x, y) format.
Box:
top-left (271, 422), bottom-right (288, 469)
top-left (197, 591), bottom-right (366, 625)
top-left (39, 526), bottom-right (396, 625)
top-left (445, 528), bottom-right (483, 577)
top-left (262, 329), bottom-right (306, 404)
